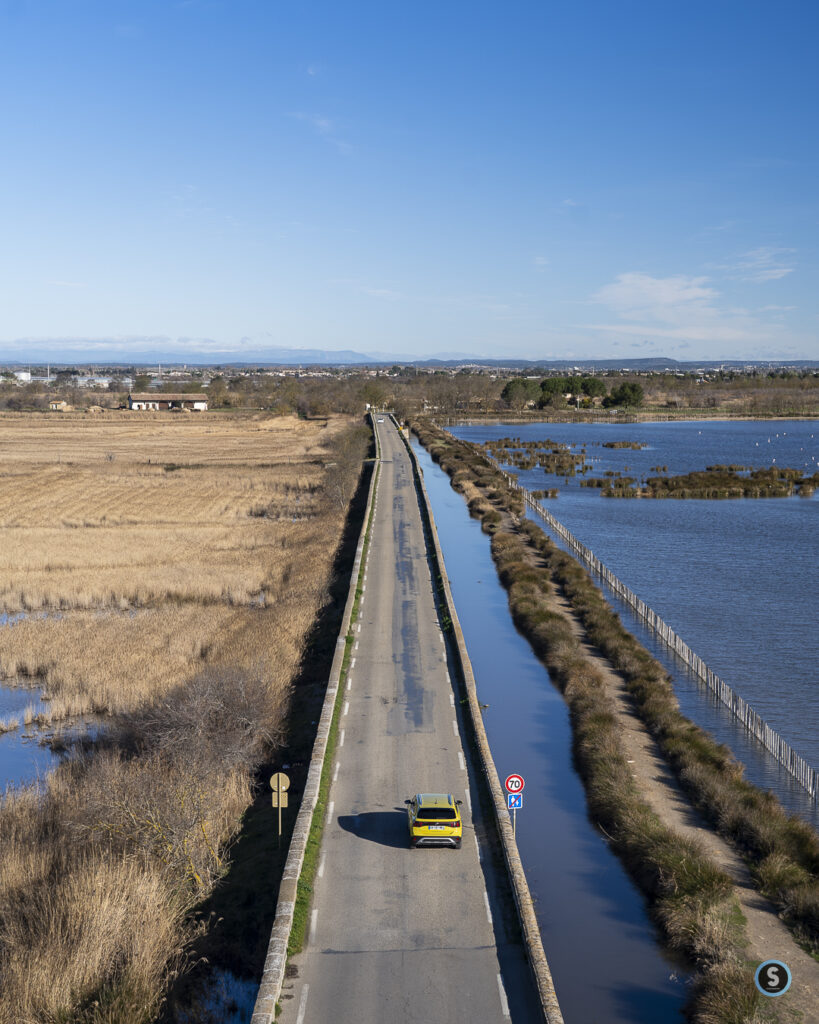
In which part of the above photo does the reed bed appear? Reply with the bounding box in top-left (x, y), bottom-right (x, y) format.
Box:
top-left (0, 411), bottom-right (369, 1022)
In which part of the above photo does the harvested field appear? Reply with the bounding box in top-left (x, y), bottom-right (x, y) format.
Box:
top-left (0, 410), bottom-right (370, 1022)
top-left (0, 412), bottom-right (357, 712)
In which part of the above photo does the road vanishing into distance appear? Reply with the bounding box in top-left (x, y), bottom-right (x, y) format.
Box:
top-left (277, 417), bottom-right (543, 1024)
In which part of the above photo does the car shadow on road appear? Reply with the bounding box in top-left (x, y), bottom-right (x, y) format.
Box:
top-left (337, 810), bottom-right (408, 849)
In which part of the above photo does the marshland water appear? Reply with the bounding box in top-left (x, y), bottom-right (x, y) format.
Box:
top-left (450, 419), bottom-right (819, 778)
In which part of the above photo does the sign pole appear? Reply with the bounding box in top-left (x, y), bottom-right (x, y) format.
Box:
top-left (270, 771), bottom-right (291, 850)
top-left (513, 807), bottom-right (517, 837)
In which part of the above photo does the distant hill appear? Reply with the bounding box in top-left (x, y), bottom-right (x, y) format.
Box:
top-left (1, 341), bottom-right (816, 372)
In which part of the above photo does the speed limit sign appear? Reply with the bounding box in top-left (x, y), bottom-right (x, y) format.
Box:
top-left (505, 774), bottom-right (525, 794)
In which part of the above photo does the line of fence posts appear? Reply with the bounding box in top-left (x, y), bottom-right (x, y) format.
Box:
top-left (493, 467), bottom-right (818, 801)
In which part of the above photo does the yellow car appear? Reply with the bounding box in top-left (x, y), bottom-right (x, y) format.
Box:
top-left (405, 793), bottom-right (463, 849)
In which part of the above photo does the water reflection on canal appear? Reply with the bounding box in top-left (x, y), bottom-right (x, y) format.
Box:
top-left (413, 440), bottom-right (686, 1024)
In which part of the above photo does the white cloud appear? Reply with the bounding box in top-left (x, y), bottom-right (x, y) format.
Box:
top-left (592, 273), bottom-right (718, 324)
top-left (533, 255), bottom-right (549, 267)
top-left (716, 246), bottom-right (795, 282)
top-left (584, 271), bottom-right (791, 346)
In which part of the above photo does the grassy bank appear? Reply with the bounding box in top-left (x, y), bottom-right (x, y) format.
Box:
top-left (518, 520), bottom-right (819, 952)
top-left (287, 456), bottom-right (379, 958)
top-left (411, 418), bottom-right (811, 1022)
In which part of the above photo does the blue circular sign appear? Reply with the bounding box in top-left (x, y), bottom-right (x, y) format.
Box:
top-left (754, 960), bottom-right (791, 997)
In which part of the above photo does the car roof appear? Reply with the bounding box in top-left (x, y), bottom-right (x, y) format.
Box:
top-left (416, 793), bottom-right (454, 808)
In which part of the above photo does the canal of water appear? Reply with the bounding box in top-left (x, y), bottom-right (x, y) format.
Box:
top-left (413, 439), bottom-right (687, 1024)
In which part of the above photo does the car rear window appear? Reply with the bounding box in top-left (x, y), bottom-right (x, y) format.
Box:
top-left (417, 807), bottom-right (457, 820)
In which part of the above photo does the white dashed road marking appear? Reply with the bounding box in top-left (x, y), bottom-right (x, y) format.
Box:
top-left (318, 854), bottom-right (326, 878)
top-left (497, 974), bottom-right (510, 1018)
top-left (458, 751), bottom-right (465, 771)
top-left (465, 790), bottom-right (471, 813)
top-left (333, 762), bottom-right (340, 782)
top-left (483, 891), bottom-right (493, 926)
top-left (452, 719), bottom-right (458, 737)
top-left (326, 801), bottom-right (334, 825)
top-left (339, 729), bottom-right (345, 747)
top-left (449, 693), bottom-right (455, 707)
top-left (296, 984), bottom-right (310, 1024)
top-left (343, 701), bottom-right (349, 716)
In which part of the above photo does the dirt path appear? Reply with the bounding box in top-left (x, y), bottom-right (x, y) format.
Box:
top-left (545, 581), bottom-right (819, 1022)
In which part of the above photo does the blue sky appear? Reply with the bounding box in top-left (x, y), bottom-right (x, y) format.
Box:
top-left (1, 0), bottom-right (816, 362)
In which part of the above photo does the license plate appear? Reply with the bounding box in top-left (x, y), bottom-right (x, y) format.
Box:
top-left (428, 825), bottom-right (446, 831)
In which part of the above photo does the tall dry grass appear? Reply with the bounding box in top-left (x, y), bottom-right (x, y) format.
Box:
top-left (0, 411), bottom-right (370, 1022)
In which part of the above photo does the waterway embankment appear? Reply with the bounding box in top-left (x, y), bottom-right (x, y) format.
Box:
top-left (413, 418), bottom-right (819, 1023)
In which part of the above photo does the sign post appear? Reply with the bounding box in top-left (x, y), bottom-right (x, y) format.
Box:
top-left (504, 774), bottom-right (525, 838)
top-left (270, 772), bottom-right (291, 848)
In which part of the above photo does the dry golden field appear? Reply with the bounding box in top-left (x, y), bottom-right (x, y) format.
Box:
top-left (0, 409), bottom-right (369, 1022)
top-left (0, 410), bottom-right (356, 714)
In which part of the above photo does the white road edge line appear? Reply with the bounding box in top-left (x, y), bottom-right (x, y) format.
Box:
top-left (357, 623), bottom-right (361, 633)
top-left (318, 854), bottom-right (326, 878)
top-left (465, 790), bottom-right (472, 813)
top-left (346, 678), bottom-right (351, 691)
top-left (309, 909), bottom-right (318, 944)
top-left (474, 833), bottom-right (481, 859)
top-left (343, 701), bottom-right (349, 716)
top-left (333, 762), bottom-right (340, 782)
top-left (497, 974), bottom-right (511, 1018)
top-left (449, 693), bottom-right (455, 707)
top-left (340, 729), bottom-right (345, 747)
top-left (458, 751), bottom-right (465, 771)
top-left (354, 641), bottom-right (359, 650)
top-left (452, 719), bottom-right (458, 737)
top-left (351, 657), bottom-right (356, 668)
top-left (296, 983), bottom-right (310, 1024)
top-left (483, 891), bottom-right (493, 926)
top-left (326, 800), bottom-right (334, 825)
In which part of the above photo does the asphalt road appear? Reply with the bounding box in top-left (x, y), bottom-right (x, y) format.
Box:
top-left (277, 417), bottom-right (542, 1024)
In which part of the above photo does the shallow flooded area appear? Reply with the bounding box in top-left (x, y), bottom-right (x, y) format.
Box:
top-left (0, 681), bottom-right (58, 788)
top-left (414, 439), bottom-right (687, 1023)
top-left (452, 419), bottom-right (819, 770)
